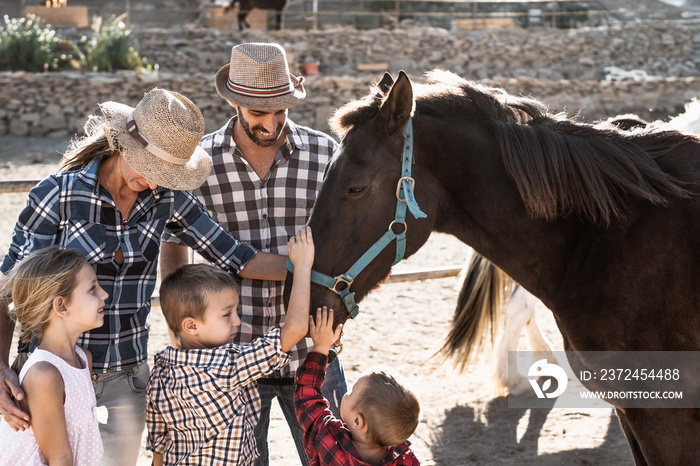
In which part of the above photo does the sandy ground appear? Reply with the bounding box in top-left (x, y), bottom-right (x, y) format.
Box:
top-left (0, 136), bottom-right (634, 465)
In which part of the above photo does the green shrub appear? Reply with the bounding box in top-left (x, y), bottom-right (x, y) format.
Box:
top-left (0, 14), bottom-right (62, 72)
top-left (74, 15), bottom-right (145, 72)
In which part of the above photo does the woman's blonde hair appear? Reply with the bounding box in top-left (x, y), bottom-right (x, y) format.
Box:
top-left (1, 246), bottom-right (88, 345)
top-left (59, 114), bottom-right (115, 171)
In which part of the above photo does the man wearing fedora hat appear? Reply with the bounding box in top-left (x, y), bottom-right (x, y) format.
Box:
top-left (160, 43), bottom-right (346, 465)
top-left (0, 88), bottom-right (290, 466)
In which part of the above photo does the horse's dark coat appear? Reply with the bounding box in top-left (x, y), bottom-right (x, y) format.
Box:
top-left (298, 70), bottom-right (700, 465)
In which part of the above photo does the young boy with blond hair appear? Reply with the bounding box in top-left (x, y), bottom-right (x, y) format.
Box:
top-left (146, 227), bottom-right (315, 466)
top-left (294, 307), bottom-right (421, 466)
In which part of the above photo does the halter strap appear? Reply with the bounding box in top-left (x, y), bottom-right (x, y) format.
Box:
top-left (287, 119), bottom-right (426, 319)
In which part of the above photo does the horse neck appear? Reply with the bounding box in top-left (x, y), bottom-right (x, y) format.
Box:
top-left (416, 116), bottom-right (576, 303)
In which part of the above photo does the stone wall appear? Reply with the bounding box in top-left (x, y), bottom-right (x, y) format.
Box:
top-left (1, 22), bottom-right (699, 138)
top-left (2, 71), bottom-right (697, 139)
top-left (137, 22), bottom-right (700, 81)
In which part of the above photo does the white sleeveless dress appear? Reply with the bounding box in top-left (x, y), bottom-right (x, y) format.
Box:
top-left (0, 347), bottom-right (106, 465)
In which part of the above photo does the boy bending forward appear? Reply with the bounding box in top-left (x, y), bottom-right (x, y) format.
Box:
top-left (147, 227), bottom-right (315, 465)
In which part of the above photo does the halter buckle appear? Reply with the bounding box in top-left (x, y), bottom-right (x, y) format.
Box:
top-left (396, 176), bottom-right (415, 201)
top-left (331, 275), bottom-right (353, 294)
top-left (332, 329), bottom-right (344, 355)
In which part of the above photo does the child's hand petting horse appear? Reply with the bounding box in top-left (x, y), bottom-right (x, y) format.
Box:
top-left (288, 226), bottom-right (314, 271)
top-left (310, 306), bottom-right (342, 355)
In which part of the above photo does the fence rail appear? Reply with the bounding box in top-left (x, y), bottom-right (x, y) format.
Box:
top-left (0, 180), bottom-right (41, 193)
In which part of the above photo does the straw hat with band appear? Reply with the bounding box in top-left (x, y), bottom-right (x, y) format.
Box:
top-left (215, 43), bottom-right (306, 110)
top-left (100, 88), bottom-right (212, 191)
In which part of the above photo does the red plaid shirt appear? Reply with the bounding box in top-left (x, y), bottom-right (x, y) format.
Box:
top-left (294, 352), bottom-right (421, 466)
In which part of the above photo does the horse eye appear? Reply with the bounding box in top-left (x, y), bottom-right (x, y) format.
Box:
top-left (347, 186), bottom-right (366, 195)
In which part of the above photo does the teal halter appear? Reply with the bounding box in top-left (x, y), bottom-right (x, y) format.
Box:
top-left (286, 119), bottom-right (426, 319)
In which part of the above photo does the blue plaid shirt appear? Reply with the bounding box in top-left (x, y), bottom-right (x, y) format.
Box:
top-left (1, 157), bottom-right (257, 373)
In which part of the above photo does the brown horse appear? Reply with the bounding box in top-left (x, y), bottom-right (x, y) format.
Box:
top-left (298, 70), bottom-right (700, 464)
top-left (222, 0), bottom-right (288, 30)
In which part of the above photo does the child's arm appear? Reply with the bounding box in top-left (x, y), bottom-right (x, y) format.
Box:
top-left (280, 226), bottom-right (314, 352)
top-left (309, 306), bottom-right (343, 355)
top-left (146, 381), bottom-right (170, 462)
top-left (293, 308), bottom-right (344, 450)
top-left (22, 362), bottom-right (73, 465)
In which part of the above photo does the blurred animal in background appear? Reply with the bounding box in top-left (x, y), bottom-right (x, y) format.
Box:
top-left (448, 251), bottom-right (557, 396)
top-left (667, 98), bottom-right (700, 135)
top-left (221, 0), bottom-right (288, 31)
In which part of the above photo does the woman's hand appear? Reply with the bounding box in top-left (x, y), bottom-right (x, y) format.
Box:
top-left (0, 365), bottom-right (30, 430)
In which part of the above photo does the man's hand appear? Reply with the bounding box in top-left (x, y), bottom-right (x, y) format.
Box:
top-left (309, 306), bottom-right (343, 356)
top-left (0, 365), bottom-right (30, 430)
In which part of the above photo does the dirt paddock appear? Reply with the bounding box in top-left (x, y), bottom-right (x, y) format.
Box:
top-left (0, 136), bottom-right (633, 465)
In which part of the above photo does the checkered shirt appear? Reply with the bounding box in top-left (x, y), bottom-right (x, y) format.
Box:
top-left (146, 327), bottom-right (291, 465)
top-left (294, 352), bottom-right (421, 466)
top-left (1, 157), bottom-right (257, 373)
top-left (163, 116), bottom-right (336, 376)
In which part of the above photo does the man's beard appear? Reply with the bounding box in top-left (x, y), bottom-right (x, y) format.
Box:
top-left (238, 110), bottom-right (284, 147)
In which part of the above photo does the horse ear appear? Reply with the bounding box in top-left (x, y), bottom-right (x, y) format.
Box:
top-left (377, 72), bottom-right (394, 94)
top-left (376, 70), bottom-right (414, 136)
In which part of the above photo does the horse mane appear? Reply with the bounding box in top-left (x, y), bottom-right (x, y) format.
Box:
top-left (331, 70), bottom-right (696, 225)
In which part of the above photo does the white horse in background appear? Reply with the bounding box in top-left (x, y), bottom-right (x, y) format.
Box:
top-left (667, 98), bottom-right (700, 135)
top-left (446, 250), bottom-right (555, 396)
top-left (447, 99), bottom-right (700, 396)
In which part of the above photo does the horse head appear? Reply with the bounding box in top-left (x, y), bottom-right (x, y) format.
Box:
top-left (285, 72), bottom-right (437, 329)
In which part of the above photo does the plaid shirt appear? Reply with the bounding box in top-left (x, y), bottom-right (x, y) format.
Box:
top-left (294, 352), bottom-right (421, 466)
top-left (164, 116), bottom-right (336, 376)
top-left (1, 157), bottom-right (257, 373)
top-left (146, 327), bottom-right (291, 465)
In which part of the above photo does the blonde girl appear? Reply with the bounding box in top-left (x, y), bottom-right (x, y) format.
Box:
top-left (0, 246), bottom-right (109, 465)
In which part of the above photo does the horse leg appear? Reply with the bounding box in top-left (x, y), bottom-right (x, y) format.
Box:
top-left (615, 408), bottom-right (700, 465)
top-left (274, 11), bottom-right (283, 30)
top-left (615, 409), bottom-right (648, 466)
top-left (237, 11), bottom-right (252, 30)
top-left (222, 0), bottom-right (235, 14)
top-left (492, 286), bottom-right (532, 395)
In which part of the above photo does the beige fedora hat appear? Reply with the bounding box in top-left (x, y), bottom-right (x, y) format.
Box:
top-left (215, 42), bottom-right (305, 110)
top-left (99, 88), bottom-right (212, 191)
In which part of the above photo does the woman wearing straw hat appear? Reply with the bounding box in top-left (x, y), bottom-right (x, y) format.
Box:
top-left (160, 43), bottom-right (346, 466)
top-left (0, 88), bottom-right (287, 465)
